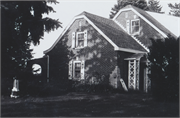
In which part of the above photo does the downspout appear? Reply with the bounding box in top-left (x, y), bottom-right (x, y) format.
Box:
top-left (47, 55), bottom-right (49, 82)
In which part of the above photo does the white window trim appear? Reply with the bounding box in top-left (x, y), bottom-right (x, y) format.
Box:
top-left (75, 31), bottom-right (85, 49)
top-left (73, 60), bottom-right (82, 79)
top-left (131, 19), bottom-right (140, 35)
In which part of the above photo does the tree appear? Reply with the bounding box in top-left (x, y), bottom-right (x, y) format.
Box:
top-left (109, 0), bottom-right (165, 19)
top-left (109, 0), bottom-right (149, 19)
top-left (148, 35), bottom-right (179, 101)
top-left (1, 1), bottom-right (62, 95)
top-left (168, 3), bottom-right (180, 17)
top-left (148, 0), bottom-right (163, 13)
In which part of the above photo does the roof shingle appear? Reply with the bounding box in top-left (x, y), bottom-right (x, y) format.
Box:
top-left (80, 11), bottom-right (147, 52)
top-left (129, 5), bottom-right (178, 38)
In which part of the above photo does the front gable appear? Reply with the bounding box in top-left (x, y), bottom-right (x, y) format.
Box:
top-left (44, 15), bottom-right (119, 54)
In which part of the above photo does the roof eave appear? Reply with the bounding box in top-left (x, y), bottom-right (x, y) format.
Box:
top-left (114, 47), bottom-right (147, 54)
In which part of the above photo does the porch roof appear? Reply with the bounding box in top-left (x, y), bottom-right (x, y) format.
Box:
top-left (124, 53), bottom-right (145, 60)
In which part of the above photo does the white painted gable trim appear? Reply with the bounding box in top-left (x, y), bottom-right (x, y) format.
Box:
top-left (44, 15), bottom-right (120, 54)
top-left (113, 8), bottom-right (167, 38)
top-left (44, 15), bottom-right (147, 54)
top-left (44, 16), bottom-right (83, 54)
top-left (115, 47), bottom-right (146, 53)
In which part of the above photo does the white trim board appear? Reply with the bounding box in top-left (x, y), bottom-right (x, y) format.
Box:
top-left (44, 14), bottom-right (147, 54)
top-left (115, 47), bottom-right (146, 54)
top-left (113, 7), bottom-right (167, 38)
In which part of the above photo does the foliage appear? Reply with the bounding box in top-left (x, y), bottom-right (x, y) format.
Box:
top-left (46, 33), bottom-right (74, 80)
top-left (168, 3), bottom-right (180, 17)
top-left (148, 0), bottom-right (163, 13)
top-left (109, 0), bottom-right (149, 19)
top-left (1, 1), bottom-right (62, 95)
top-left (148, 35), bottom-right (179, 101)
top-left (21, 78), bottom-right (72, 97)
top-left (70, 74), bottom-right (126, 93)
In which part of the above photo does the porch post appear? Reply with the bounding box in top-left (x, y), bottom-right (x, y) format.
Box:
top-left (136, 60), bottom-right (140, 90)
top-left (47, 55), bottom-right (49, 82)
top-left (128, 60), bottom-right (136, 90)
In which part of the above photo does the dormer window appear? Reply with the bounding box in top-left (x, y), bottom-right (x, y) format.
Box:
top-left (71, 30), bottom-right (87, 49)
top-left (131, 19), bottom-right (140, 35)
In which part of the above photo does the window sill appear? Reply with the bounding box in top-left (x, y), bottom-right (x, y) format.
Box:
top-left (75, 47), bottom-right (85, 49)
top-left (131, 32), bottom-right (140, 36)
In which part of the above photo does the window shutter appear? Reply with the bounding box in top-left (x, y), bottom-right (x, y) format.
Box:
top-left (126, 20), bottom-right (130, 34)
top-left (72, 32), bottom-right (75, 48)
top-left (68, 61), bottom-right (73, 79)
top-left (81, 60), bottom-right (85, 80)
top-left (84, 30), bottom-right (87, 47)
top-left (76, 33), bottom-right (79, 48)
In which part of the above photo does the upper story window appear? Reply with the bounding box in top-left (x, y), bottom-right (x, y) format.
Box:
top-left (131, 19), bottom-right (140, 35)
top-left (76, 32), bottom-right (85, 48)
top-left (72, 30), bottom-right (87, 49)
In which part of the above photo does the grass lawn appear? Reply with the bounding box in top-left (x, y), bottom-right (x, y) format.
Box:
top-left (1, 92), bottom-right (179, 117)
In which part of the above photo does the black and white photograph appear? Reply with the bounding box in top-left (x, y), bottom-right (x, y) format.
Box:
top-left (1, 0), bottom-right (179, 117)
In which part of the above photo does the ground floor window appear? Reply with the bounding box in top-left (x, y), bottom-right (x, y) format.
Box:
top-left (74, 62), bottom-right (81, 78)
top-left (69, 60), bottom-right (85, 80)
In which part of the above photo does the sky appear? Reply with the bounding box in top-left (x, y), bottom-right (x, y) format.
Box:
top-left (30, 0), bottom-right (180, 59)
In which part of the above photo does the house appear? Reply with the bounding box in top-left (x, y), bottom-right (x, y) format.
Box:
top-left (42, 5), bottom-right (179, 92)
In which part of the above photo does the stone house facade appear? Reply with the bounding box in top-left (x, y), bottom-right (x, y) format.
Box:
top-left (42, 5), bottom-right (179, 92)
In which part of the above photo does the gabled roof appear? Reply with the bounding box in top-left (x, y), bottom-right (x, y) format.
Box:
top-left (147, 11), bottom-right (180, 37)
top-left (113, 5), bottom-right (179, 38)
top-left (44, 11), bottom-right (147, 54)
top-left (80, 12), bottom-right (147, 52)
top-left (124, 53), bottom-right (144, 60)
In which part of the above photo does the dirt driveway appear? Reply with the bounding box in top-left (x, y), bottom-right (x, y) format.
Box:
top-left (1, 92), bottom-right (179, 117)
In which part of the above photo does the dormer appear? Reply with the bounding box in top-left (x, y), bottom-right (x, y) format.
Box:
top-left (113, 7), bottom-right (141, 36)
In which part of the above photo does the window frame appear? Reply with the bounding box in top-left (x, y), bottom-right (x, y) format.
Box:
top-left (76, 31), bottom-right (85, 49)
top-left (74, 31), bottom-right (84, 49)
top-left (131, 19), bottom-right (140, 35)
top-left (73, 61), bottom-right (81, 79)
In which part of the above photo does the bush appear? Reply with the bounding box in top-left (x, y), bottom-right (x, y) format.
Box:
top-left (1, 77), bottom-right (14, 96)
top-left (148, 35), bottom-right (179, 101)
top-left (18, 76), bottom-right (73, 97)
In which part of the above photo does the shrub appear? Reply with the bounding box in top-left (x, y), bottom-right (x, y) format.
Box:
top-left (148, 35), bottom-right (179, 101)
